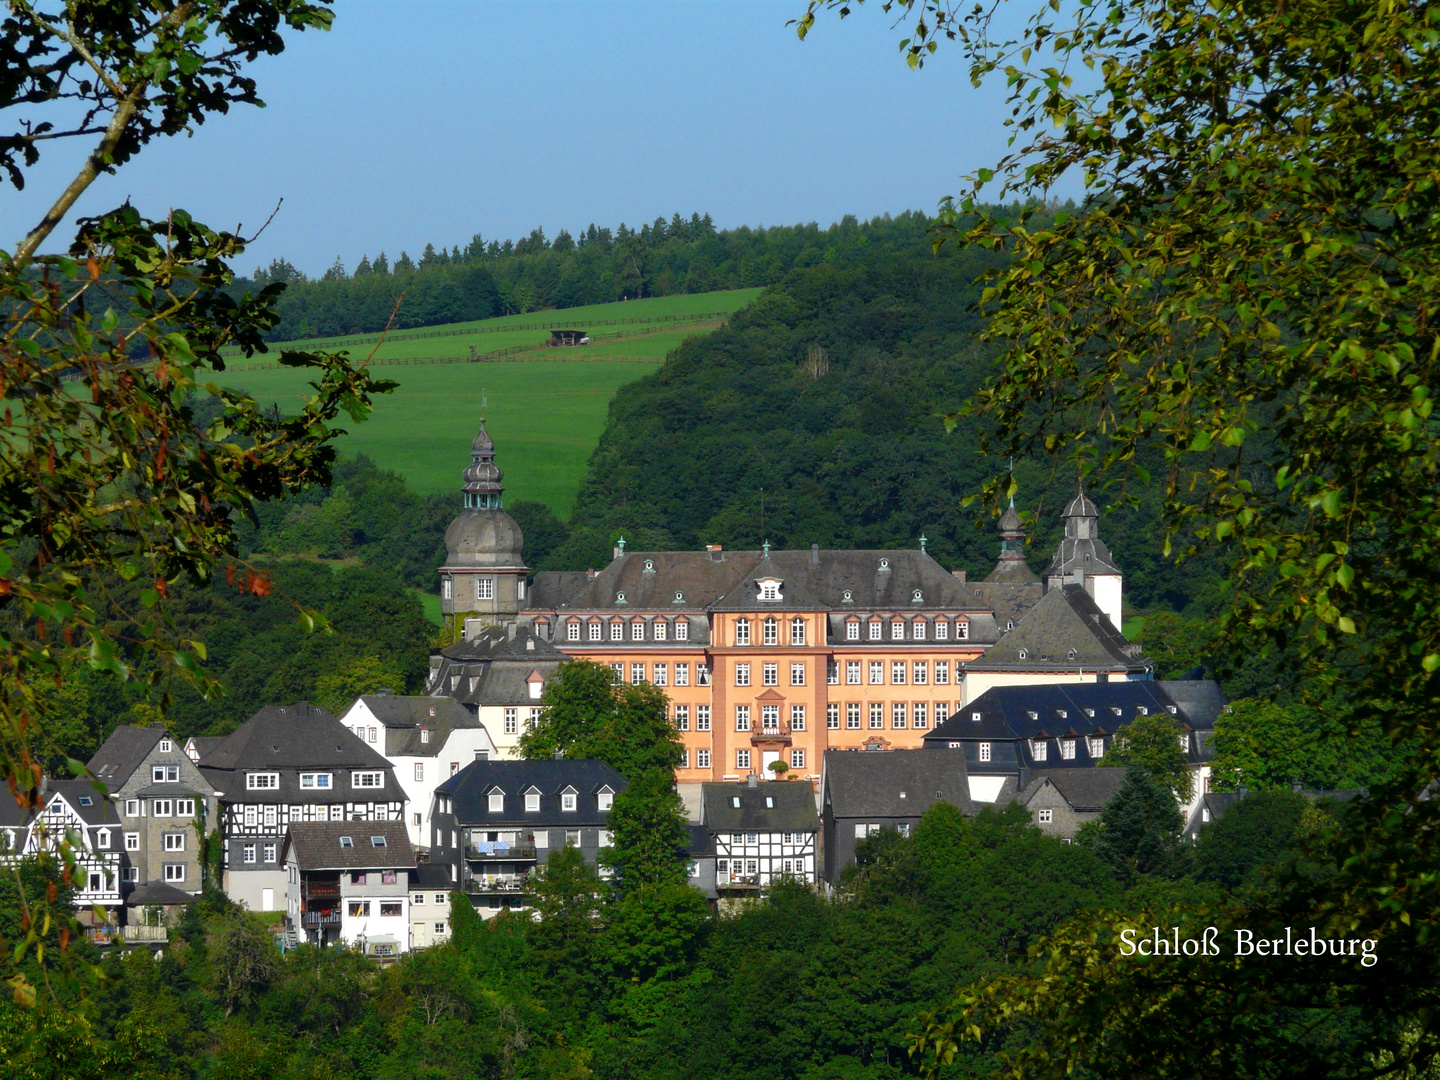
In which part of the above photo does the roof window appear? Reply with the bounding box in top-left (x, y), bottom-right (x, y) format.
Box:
top-left (731, 797), bottom-right (740, 808)
top-left (371, 836), bottom-right (387, 848)
top-left (79, 795), bottom-right (93, 806)
top-left (340, 836), bottom-right (354, 848)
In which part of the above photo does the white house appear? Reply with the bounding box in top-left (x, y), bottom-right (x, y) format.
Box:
top-left (0, 779), bottom-right (125, 925)
top-left (283, 819), bottom-right (418, 956)
top-left (339, 694), bottom-right (497, 851)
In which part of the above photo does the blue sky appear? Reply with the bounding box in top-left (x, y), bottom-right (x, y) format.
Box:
top-left (5, 1), bottom-right (1064, 276)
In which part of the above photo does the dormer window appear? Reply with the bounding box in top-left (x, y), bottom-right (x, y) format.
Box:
top-left (912, 589), bottom-right (923, 602)
top-left (654, 620), bottom-right (668, 641)
top-left (1018, 648), bottom-right (1029, 660)
top-left (935, 621), bottom-right (949, 640)
top-left (758, 578), bottom-right (782, 601)
top-left (891, 619), bottom-right (905, 639)
top-left (615, 591), bottom-right (627, 604)
top-left (610, 620), bottom-right (624, 641)
top-left (913, 620), bottom-right (926, 640)
top-left (597, 786), bottom-right (615, 811)
top-left (631, 619), bottom-right (645, 641)
top-left (1138, 706), bottom-right (1149, 716)
top-left (971, 711), bottom-right (981, 721)
top-left (846, 620), bottom-right (859, 641)
top-left (560, 787), bottom-right (578, 812)
top-left (340, 836), bottom-right (354, 848)
top-left (1031, 739), bottom-right (1049, 762)
top-left (420, 728), bottom-right (430, 744)
top-left (842, 590), bottom-right (853, 602)
top-left (525, 788), bottom-right (541, 812)
top-left (488, 790), bottom-right (505, 813)
top-left (869, 620), bottom-right (882, 641)
top-left (673, 590), bottom-right (686, 604)
top-left (1060, 739), bottom-right (1076, 760)
top-left (159, 738), bottom-right (172, 753)
top-left (878, 558), bottom-right (890, 571)
top-left (675, 620), bottom-right (689, 641)
top-left (1067, 648), bottom-right (1078, 660)
top-left (644, 559), bottom-right (655, 573)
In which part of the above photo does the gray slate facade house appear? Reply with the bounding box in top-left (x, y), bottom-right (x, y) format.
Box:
top-left (88, 723), bottom-right (221, 916)
top-left (685, 824), bottom-right (718, 901)
top-left (700, 777), bottom-right (820, 893)
top-left (408, 862), bottom-right (455, 950)
top-left (425, 623), bottom-right (568, 760)
top-left (282, 820), bottom-right (418, 957)
top-left (819, 749), bottom-right (976, 885)
top-left (1017, 768), bottom-right (1130, 840)
top-left (0, 779), bottom-right (125, 924)
top-left (197, 703), bottom-right (405, 914)
top-left (431, 758), bottom-right (626, 919)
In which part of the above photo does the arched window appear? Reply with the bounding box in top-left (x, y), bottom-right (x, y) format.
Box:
top-left (735, 618), bottom-right (750, 646)
top-left (763, 618), bottom-right (778, 645)
top-left (790, 617), bottom-right (805, 646)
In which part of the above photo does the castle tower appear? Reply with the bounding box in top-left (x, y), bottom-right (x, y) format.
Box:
top-left (982, 497), bottom-right (1039, 583)
top-left (439, 419), bottom-right (529, 622)
top-left (1044, 485), bottom-right (1124, 630)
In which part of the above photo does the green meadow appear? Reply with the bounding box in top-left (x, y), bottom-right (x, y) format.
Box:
top-left (210, 290), bottom-right (760, 514)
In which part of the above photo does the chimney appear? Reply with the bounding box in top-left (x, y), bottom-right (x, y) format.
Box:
top-left (746, 773), bottom-right (758, 788)
top-left (526, 638), bottom-right (535, 651)
top-left (507, 624), bottom-right (518, 641)
top-left (809, 543), bottom-right (820, 568)
top-left (952, 569), bottom-right (967, 583)
top-left (586, 568), bottom-right (596, 579)
top-left (707, 543), bottom-right (724, 562)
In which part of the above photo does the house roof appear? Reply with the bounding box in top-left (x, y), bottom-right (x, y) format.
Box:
top-left (436, 758), bottom-right (626, 827)
top-left (88, 723), bottom-right (168, 787)
top-left (1157, 679), bottom-right (1229, 730)
top-left (427, 625), bottom-right (567, 708)
top-left (963, 585), bottom-right (1148, 671)
top-left (186, 737), bottom-right (224, 759)
top-left (1019, 768), bottom-right (1130, 812)
top-left (124, 880), bottom-right (198, 906)
top-left (46, 781), bottom-right (123, 826)
top-left (344, 694), bottom-right (486, 757)
top-left (197, 702), bottom-right (392, 774)
top-left (284, 820), bottom-right (418, 871)
top-left (685, 823), bottom-right (715, 857)
top-left (701, 781), bottom-right (819, 833)
top-left (413, 862), bottom-right (454, 890)
top-left (925, 680), bottom-right (1224, 748)
top-left (821, 749), bottom-right (974, 819)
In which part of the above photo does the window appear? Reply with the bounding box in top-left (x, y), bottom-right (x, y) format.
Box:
top-left (891, 661), bottom-right (907, 684)
top-left (675, 620), bottom-right (689, 641)
top-left (735, 706), bottom-right (751, 732)
top-left (913, 620), bottom-right (926, 641)
top-left (935, 661), bottom-right (950, 685)
top-left (435, 893), bottom-right (447, 905)
top-left (790, 662), bottom-right (806, 686)
top-left (935, 620), bottom-right (949, 641)
top-left (152, 764), bottom-right (179, 783)
top-left (163, 864), bottom-right (186, 883)
top-left (420, 728), bottom-right (430, 745)
top-left (913, 661), bottom-right (928, 685)
top-left (737, 749), bottom-right (751, 770)
top-left (1178, 734), bottom-right (1190, 752)
top-left (827, 660), bottom-right (839, 684)
top-left (242, 805), bottom-right (256, 827)
top-left (735, 663), bottom-right (751, 687)
top-left (587, 620), bottom-right (602, 641)
top-left (763, 663), bottom-right (778, 686)
top-left (246, 772), bottom-right (278, 791)
top-left (368, 727), bottom-right (378, 743)
top-left (177, 798), bottom-right (195, 816)
top-left (827, 704), bottom-right (840, 729)
top-left (868, 620), bottom-right (883, 640)
top-left (869, 661), bottom-right (884, 685)
top-left (790, 704), bottom-right (806, 731)
top-left (631, 620), bottom-right (645, 641)
top-left (411, 762), bottom-right (424, 783)
top-left (488, 790), bottom-right (505, 813)
top-left (243, 844), bottom-right (256, 864)
top-left (847, 703), bottom-right (861, 729)
top-left (892, 702), bottom-right (907, 729)
top-left (697, 664), bottom-right (711, 686)
top-left (790, 617), bottom-right (805, 645)
top-left (414, 812), bottom-right (422, 826)
top-left (156, 799), bottom-right (175, 817)
top-left (349, 901), bottom-right (370, 918)
top-left (299, 772), bottom-right (332, 790)
top-left (125, 832), bottom-right (140, 851)
top-left (761, 704), bottom-right (780, 731)
top-left (124, 799), bottom-right (139, 817)
top-left (978, 742), bottom-right (992, 762)
top-left (163, 832), bottom-right (185, 852)
top-left (442, 577), bottom-right (453, 600)
top-left (1060, 739), bottom-right (1076, 760)
top-left (610, 620), bottom-right (623, 641)
top-left (869, 703), bottom-right (884, 729)
top-left (631, 662), bottom-right (645, 683)
top-left (476, 578), bottom-right (494, 600)
top-left (565, 830), bottom-right (580, 847)
top-left (654, 621), bottom-right (668, 642)
top-left (674, 704), bottom-right (690, 731)
top-left (1089, 737), bottom-right (1105, 758)
top-left (697, 705), bottom-right (711, 731)
top-left (504, 707), bottom-right (518, 734)
top-left (567, 621), bottom-right (581, 642)
top-left (561, 790), bottom-right (578, 812)
top-left (759, 579), bottom-right (782, 601)
top-left (891, 619), bottom-right (906, 640)
top-left (846, 660), bottom-right (861, 684)
top-left (697, 749), bottom-right (711, 769)
top-left (340, 835), bottom-right (354, 849)
top-left (352, 771), bottom-right (384, 789)
top-left (1038, 809), bottom-right (1054, 824)
top-left (846, 621), bottom-right (860, 641)
top-left (263, 805), bottom-right (277, 828)
top-left (735, 618), bottom-right (750, 646)
top-left (263, 843), bottom-right (276, 862)
top-left (121, 867), bottom-right (138, 883)
top-left (525, 790), bottom-right (541, 812)
top-left (957, 620), bottom-right (970, 640)
top-left (913, 702), bottom-right (928, 729)
top-left (1032, 740), bottom-right (1049, 762)
top-left (370, 835), bottom-right (388, 848)
top-left (763, 618), bottom-right (778, 645)
top-left (434, 922), bottom-right (448, 936)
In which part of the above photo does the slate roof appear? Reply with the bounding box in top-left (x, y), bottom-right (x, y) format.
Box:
top-left (88, 724), bottom-right (167, 787)
top-left (685, 823), bottom-right (715, 857)
top-left (347, 694), bottom-right (484, 757)
top-left (285, 820), bottom-right (417, 871)
top-left (1019, 768), bottom-right (1129, 812)
top-left (1157, 679), bottom-right (1229, 730)
top-left (952, 580), bottom-right (1045, 634)
top-left (436, 758), bottom-right (626, 827)
top-left (124, 881), bottom-right (198, 906)
top-left (185, 737), bottom-right (224, 762)
top-left (964, 585), bottom-right (1148, 671)
top-left (701, 781), bottom-right (819, 833)
top-left (529, 570), bottom-right (591, 609)
top-left (427, 625), bottom-right (567, 708)
top-left (196, 703), bottom-right (395, 801)
top-left (929, 680), bottom-right (1221, 742)
top-left (414, 862), bottom-right (454, 890)
top-left (821, 749), bottom-right (975, 818)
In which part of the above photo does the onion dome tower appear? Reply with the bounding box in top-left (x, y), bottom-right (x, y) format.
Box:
top-left (439, 419), bottom-right (529, 620)
top-left (983, 496), bottom-right (1039, 583)
top-left (1044, 484), bottom-right (1124, 630)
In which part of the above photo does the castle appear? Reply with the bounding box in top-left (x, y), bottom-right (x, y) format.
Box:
top-left (427, 421), bottom-right (1150, 783)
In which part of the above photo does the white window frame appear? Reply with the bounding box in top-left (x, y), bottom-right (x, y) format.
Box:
top-left (352, 771), bottom-right (384, 789)
top-left (736, 749), bottom-right (751, 770)
top-left (163, 863), bottom-right (186, 883)
top-left (847, 703), bottom-right (861, 729)
top-left (561, 790), bottom-right (578, 813)
top-left (869, 661), bottom-right (883, 685)
top-left (790, 662), bottom-right (806, 686)
top-left (598, 787), bottom-right (615, 811)
top-left (243, 844), bottom-right (257, 864)
top-left (827, 704), bottom-right (840, 729)
top-left (935, 621), bottom-right (949, 640)
top-left (488, 791), bottom-right (505, 813)
top-left (588, 621), bottom-right (602, 641)
top-left (735, 705), bottom-right (751, 732)
top-left (846, 621), bottom-right (860, 641)
top-left (299, 772), bottom-right (333, 790)
top-left (246, 772), bottom-right (279, 791)
top-left (504, 707), bottom-right (518, 734)
top-left (734, 618), bottom-right (750, 646)
top-left (763, 618), bottom-right (778, 645)
top-left (1038, 809), bottom-right (1054, 824)
top-left (735, 663), bottom-right (751, 687)
top-left (790, 617), bottom-right (806, 645)
top-left (124, 832), bottom-right (140, 851)
top-left (654, 621), bottom-right (668, 642)
top-left (869, 620), bottom-right (882, 641)
top-left (675, 620), bottom-right (689, 641)
top-left (1032, 740), bottom-right (1049, 762)
top-left (790, 748), bottom-right (806, 770)
top-left (979, 742), bottom-right (992, 762)
top-left (790, 704), bottom-right (806, 731)
top-left (696, 705), bottom-right (711, 731)
top-left (567, 621), bottom-right (581, 642)
top-left (610, 621), bottom-right (623, 641)
top-left (697, 749), bottom-right (711, 769)
top-left (163, 832), bottom-right (185, 852)
top-left (476, 577), bottom-right (494, 600)
top-left (870, 703), bottom-right (884, 729)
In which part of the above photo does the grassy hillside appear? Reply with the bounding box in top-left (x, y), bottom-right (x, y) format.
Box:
top-left (211, 290), bottom-right (759, 513)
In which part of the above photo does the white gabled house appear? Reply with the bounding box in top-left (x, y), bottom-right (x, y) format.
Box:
top-left (0, 779), bottom-right (125, 925)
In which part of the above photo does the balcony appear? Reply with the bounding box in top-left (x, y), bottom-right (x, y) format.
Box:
top-left (750, 726), bottom-right (793, 746)
top-left (302, 882), bottom-right (341, 899)
top-left (465, 874), bottom-right (532, 895)
top-left (719, 874), bottom-right (762, 889)
top-left (465, 842), bottom-right (536, 861)
top-left (303, 910), bottom-right (342, 928)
